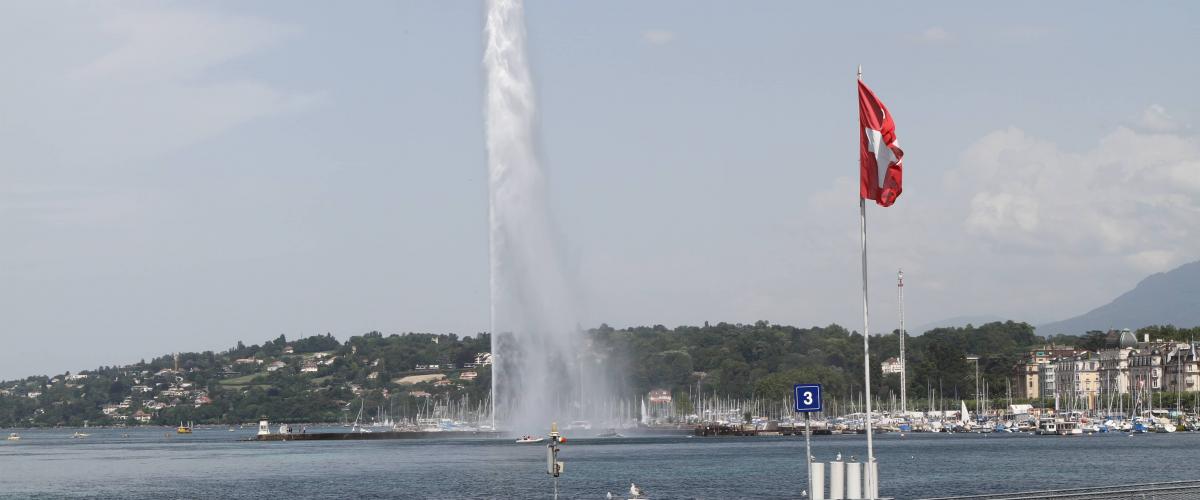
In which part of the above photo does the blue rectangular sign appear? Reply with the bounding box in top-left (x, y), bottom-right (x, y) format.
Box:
top-left (793, 384), bottom-right (822, 413)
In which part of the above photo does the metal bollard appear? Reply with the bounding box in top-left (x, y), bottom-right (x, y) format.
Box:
top-left (810, 462), bottom-right (825, 500)
top-left (829, 460), bottom-right (845, 500)
top-left (846, 461), bottom-right (862, 499)
top-left (865, 461), bottom-right (878, 499)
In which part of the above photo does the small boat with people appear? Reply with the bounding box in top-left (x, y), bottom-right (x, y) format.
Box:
top-left (6, 432), bottom-right (19, 441)
top-left (177, 421), bottom-right (193, 434)
top-left (515, 435), bottom-right (545, 444)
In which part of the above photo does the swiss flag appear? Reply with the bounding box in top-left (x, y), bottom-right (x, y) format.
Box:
top-left (859, 80), bottom-right (903, 207)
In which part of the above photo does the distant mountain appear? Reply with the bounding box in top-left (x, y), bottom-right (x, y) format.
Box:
top-left (913, 315), bottom-right (1006, 335)
top-left (1039, 259), bottom-right (1200, 335)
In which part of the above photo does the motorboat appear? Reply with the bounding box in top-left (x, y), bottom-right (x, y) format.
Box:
top-left (515, 435), bottom-right (545, 444)
top-left (596, 429), bottom-right (623, 438)
top-left (566, 420), bottom-right (592, 431)
top-left (1057, 420), bottom-right (1083, 436)
top-left (6, 433), bottom-right (19, 441)
top-left (72, 432), bottom-right (90, 439)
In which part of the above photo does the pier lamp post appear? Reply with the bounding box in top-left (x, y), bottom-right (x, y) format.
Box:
top-left (966, 355), bottom-right (980, 420)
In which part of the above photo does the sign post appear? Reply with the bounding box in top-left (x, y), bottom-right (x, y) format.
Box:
top-left (795, 384), bottom-right (823, 499)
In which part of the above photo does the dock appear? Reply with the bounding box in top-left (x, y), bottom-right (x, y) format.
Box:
top-left (249, 430), bottom-right (503, 441)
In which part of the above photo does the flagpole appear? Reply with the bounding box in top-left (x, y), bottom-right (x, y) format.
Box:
top-left (899, 268), bottom-right (906, 416)
top-left (857, 64), bottom-right (877, 498)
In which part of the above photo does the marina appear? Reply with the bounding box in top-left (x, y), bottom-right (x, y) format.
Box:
top-left (4, 426), bottom-right (1200, 499)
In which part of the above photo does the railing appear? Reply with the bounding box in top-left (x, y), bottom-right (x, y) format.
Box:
top-left (917, 480), bottom-right (1200, 500)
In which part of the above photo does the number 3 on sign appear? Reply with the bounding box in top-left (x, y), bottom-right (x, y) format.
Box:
top-left (793, 384), bottom-right (822, 413)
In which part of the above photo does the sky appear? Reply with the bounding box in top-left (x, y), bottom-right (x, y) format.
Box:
top-left (1, 1), bottom-right (1198, 380)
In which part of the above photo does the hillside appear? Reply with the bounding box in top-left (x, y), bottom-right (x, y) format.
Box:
top-left (0, 321), bottom-right (1053, 427)
top-left (0, 332), bottom-right (493, 428)
top-left (1039, 260), bottom-right (1200, 335)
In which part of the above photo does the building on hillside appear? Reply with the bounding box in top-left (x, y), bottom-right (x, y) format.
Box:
top-left (648, 389), bottom-right (672, 404)
top-left (235, 358), bottom-right (261, 365)
top-left (267, 360), bottom-right (288, 372)
top-left (283, 346), bottom-right (294, 354)
top-left (645, 389), bottom-right (675, 423)
top-left (1099, 345), bottom-right (1135, 396)
top-left (1015, 359), bottom-right (1040, 399)
top-left (474, 352), bottom-right (492, 366)
top-left (1163, 343), bottom-right (1200, 393)
top-left (409, 390), bottom-right (431, 398)
top-left (367, 371), bottom-right (380, 380)
top-left (133, 410), bottom-right (153, 423)
top-left (881, 357), bottom-right (903, 375)
top-left (1013, 345), bottom-right (1078, 400)
top-left (301, 362), bottom-right (319, 373)
top-left (1054, 352), bottom-right (1100, 410)
top-left (459, 371), bottom-right (478, 381)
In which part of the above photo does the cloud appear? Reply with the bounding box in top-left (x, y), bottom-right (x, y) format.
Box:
top-left (642, 29), bottom-right (676, 45)
top-left (800, 120), bottom-right (1200, 327)
top-left (957, 125), bottom-right (1200, 261)
top-left (913, 27), bottom-right (952, 43)
top-left (0, 4), bottom-right (319, 171)
top-left (1137, 104), bottom-right (1180, 132)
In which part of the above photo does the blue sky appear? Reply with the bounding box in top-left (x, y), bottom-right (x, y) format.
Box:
top-left (1, 1), bottom-right (1198, 379)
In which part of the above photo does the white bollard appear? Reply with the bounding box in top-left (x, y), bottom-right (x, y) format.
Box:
top-left (810, 462), bottom-right (825, 500)
top-left (865, 461), bottom-right (878, 499)
top-left (845, 461), bottom-right (862, 499)
top-left (829, 460), bottom-right (845, 500)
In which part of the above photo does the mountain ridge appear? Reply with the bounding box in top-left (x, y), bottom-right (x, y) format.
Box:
top-left (1038, 259), bottom-right (1200, 335)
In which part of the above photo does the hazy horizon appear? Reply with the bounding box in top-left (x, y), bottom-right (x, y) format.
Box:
top-left (3, 1), bottom-right (1198, 380)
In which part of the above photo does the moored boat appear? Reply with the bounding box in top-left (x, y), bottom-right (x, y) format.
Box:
top-left (515, 435), bottom-right (545, 444)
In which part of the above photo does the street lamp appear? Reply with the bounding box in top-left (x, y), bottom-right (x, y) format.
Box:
top-left (966, 355), bottom-right (980, 421)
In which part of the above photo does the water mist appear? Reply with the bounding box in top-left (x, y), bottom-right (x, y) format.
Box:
top-left (484, 0), bottom-right (617, 434)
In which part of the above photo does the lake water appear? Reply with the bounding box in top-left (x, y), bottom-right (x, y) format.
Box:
top-left (2, 427), bottom-right (1198, 499)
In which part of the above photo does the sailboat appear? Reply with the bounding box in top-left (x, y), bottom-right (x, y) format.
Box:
top-left (351, 399), bottom-right (371, 433)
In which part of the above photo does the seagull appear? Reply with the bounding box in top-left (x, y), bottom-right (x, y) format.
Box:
top-left (630, 482), bottom-right (644, 498)
top-left (835, 452), bottom-right (842, 461)
top-left (606, 492), bottom-right (613, 500)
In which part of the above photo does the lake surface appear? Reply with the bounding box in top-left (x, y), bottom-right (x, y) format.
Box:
top-left (2, 427), bottom-right (1198, 499)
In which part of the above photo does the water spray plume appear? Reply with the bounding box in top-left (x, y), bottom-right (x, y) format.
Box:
top-left (484, 0), bottom-right (616, 433)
